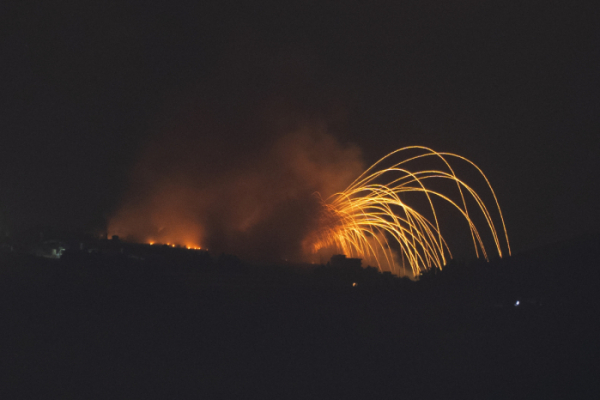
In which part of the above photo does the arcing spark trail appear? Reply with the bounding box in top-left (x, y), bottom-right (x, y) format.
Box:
top-left (304, 147), bottom-right (510, 277)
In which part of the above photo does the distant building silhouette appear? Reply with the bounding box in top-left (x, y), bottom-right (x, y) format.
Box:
top-left (31, 240), bottom-right (67, 259)
top-left (330, 254), bottom-right (362, 269)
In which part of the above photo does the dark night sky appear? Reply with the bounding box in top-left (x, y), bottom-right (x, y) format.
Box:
top-left (1, 1), bottom-right (599, 255)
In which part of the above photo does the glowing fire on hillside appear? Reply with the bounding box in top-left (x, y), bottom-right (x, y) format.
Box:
top-left (108, 129), bottom-right (364, 263)
top-left (108, 128), bottom-right (509, 277)
top-left (147, 241), bottom-right (203, 250)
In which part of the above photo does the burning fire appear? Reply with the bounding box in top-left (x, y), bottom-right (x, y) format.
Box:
top-left (147, 241), bottom-right (203, 250)
top-left (108, 129), bottom-right (364, 262)
top-left (108, 126), bottom-right (509, 276)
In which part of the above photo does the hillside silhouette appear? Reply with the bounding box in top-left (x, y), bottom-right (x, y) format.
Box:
top-left (1, 233), bottom-right (599, 398)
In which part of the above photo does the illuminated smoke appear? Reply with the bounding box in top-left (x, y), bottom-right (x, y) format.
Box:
top-left (109, 107), bottom-right (510, 275)
top-left (108, 124), bottom-right (364, 262)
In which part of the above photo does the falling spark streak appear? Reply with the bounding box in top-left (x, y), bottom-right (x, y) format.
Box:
top-left (304, 147), bottom-right (511, 278)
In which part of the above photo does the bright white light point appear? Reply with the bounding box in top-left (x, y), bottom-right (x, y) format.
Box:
top-left (514, 300), bottom-right (520, 306)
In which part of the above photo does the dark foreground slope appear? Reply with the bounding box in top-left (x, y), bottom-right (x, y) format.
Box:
top-left (1, 235), bottom-right (599, 399)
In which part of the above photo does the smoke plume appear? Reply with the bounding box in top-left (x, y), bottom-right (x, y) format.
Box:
top-left (108, 118), bottom-right (364, 263)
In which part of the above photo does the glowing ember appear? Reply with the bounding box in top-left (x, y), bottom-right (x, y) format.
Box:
top-left (303, 146), bottom-right (510, 278)
top-left (146, 241), bottom-right (202, 250)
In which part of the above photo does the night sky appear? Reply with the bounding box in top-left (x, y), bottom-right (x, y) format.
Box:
top-left (1, 1), bottom-right (599, 256)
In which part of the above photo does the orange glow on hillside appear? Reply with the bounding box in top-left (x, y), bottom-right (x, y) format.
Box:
top-left (146, 240), bottom-right (203, 250)
top-left (108, 129), bottom-right (364, 264)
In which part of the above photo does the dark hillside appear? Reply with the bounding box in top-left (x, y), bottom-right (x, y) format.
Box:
top-left (1, 235), bottom-right (599, 399)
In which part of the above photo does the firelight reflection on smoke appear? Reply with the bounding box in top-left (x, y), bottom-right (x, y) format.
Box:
top-left (303, 146), bottom-right (510, 278)
top-left (107, 129), bottom-right (365, 261)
